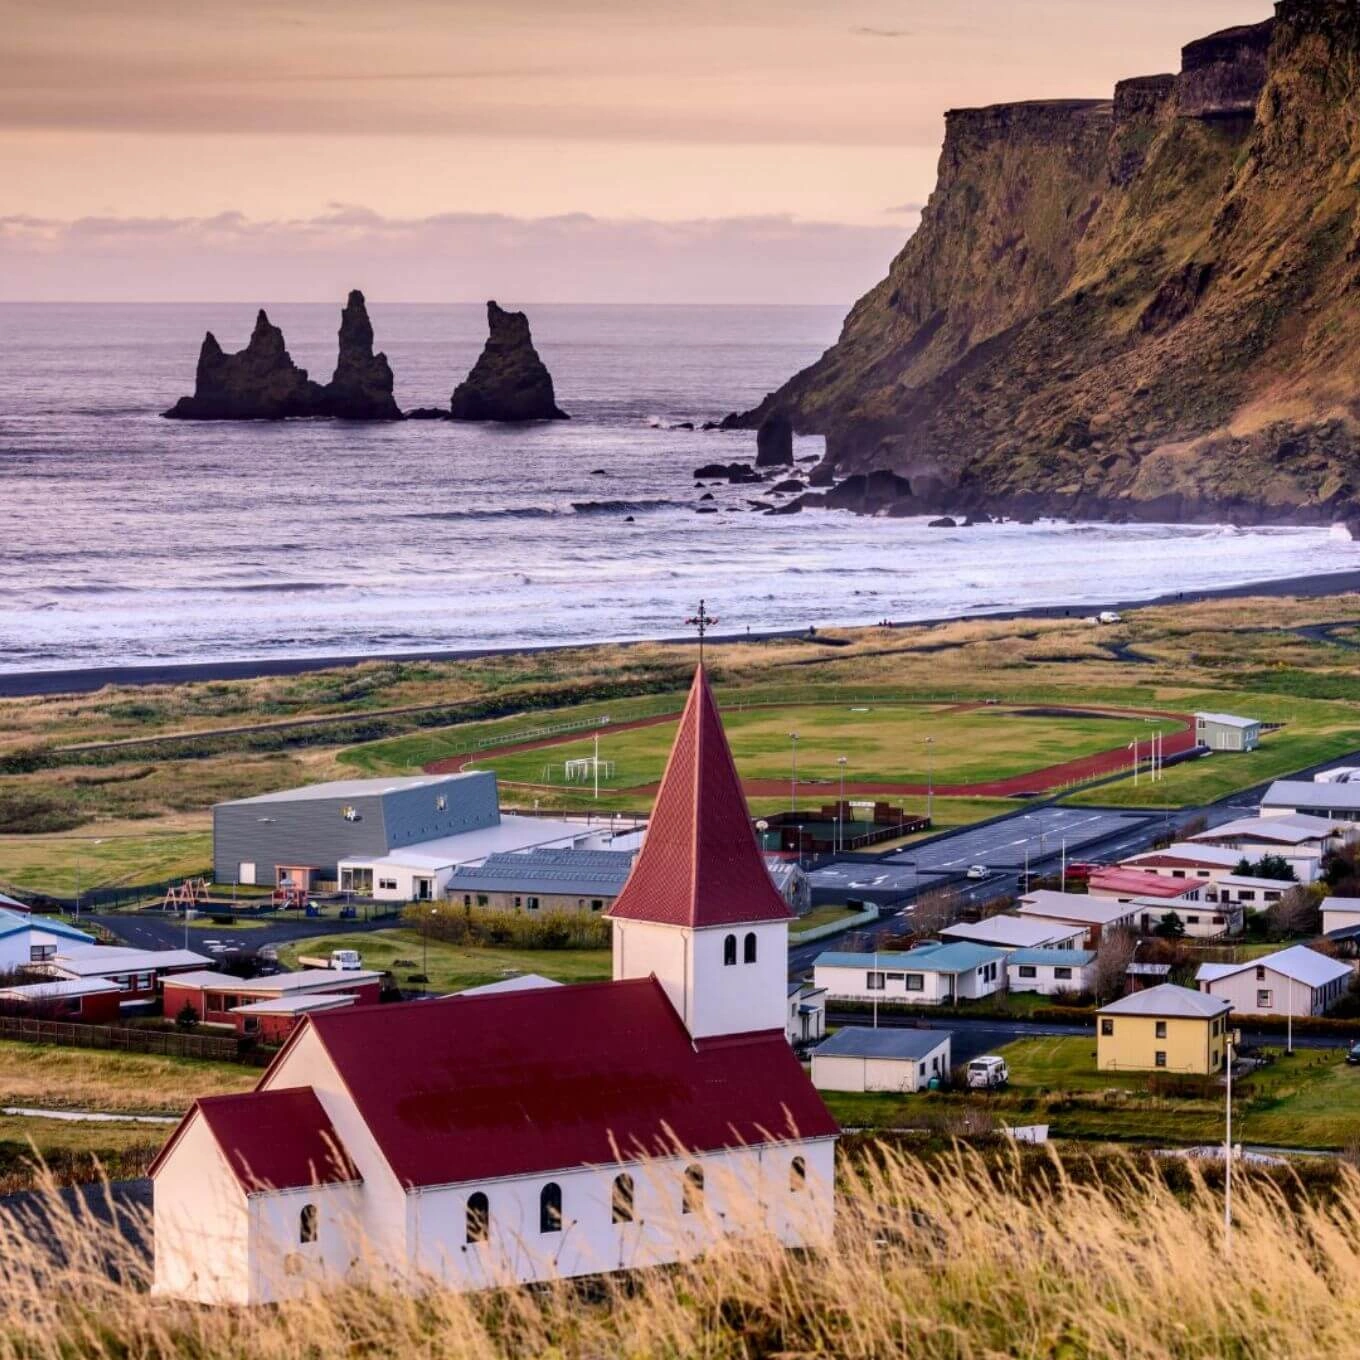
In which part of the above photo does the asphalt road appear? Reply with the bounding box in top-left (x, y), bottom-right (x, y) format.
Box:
top-left (84, 910), bottom-right (402, 962)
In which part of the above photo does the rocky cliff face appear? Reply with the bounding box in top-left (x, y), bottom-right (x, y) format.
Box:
top-left (163, 311), bottom-right (324, 420)
top-left (324, 290), bottom-right (402, 420)
top-left (164, 292), bottom-right (402, 420)
top-left (733, 2), bottom-right (1360, 525)
top-left (449, 302), bottom-right (568, 421)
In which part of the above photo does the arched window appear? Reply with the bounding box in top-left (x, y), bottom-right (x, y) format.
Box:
top-left (539, 1181), bottom-right (562, 1234)
top-left (466, 1191), bottom-right (489, 1244)
top-left (789, 1156), bottom-right (806, 1193)
top-left (611, 1172), bottom-right (635, 1224)
top-left (723, 934), bottom-right (737, 966)
top-left (299, 1203), bottom-right (318, 1244)
top-left (682, 1164), bottom-right (704, 1215)
top-left (744, 931), bottom-right (757, 964)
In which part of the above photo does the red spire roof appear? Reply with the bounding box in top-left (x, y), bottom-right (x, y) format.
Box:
top-left (606, 666), bottom-right (793, 928)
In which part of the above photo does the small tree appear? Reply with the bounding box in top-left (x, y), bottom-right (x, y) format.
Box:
top-left (174, 1001), bottom-right (199, 1031)
top-left (910, 887), bottom-right (963, 938)
top-left (1265, 885), bottom-right (1320, 938)
top-left (1092, 927), bottom-right (1136, 1003)
top-left (1154, 911), bottom-right (1186, 939)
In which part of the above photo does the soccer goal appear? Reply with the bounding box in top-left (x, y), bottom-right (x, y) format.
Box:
top-left (564, 757), bottom-right (616, 784)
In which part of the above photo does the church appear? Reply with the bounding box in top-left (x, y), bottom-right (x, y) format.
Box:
top-left (150, 667), bottom-right (839, 1304)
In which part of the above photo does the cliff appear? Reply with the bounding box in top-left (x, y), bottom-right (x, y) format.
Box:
top-left (449, 302), bottom-right (568, 421)
top-left (732, 2), bottom-right (1360, 525)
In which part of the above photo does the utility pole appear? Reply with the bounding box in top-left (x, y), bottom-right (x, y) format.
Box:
top-left (1131, 739), bottom-right (1139, 788)
top-left (925, 736), bottom-right (935, 823)
top-left (1224, 1027), bottom-right (1236, 1253)
top-left (1061, 837), bottom-right (1067, 893)
top-left (789, 732), bottom-right (799, 814)
top-left (593, 731), bottom-right (600, 802)
top-left (837, 755), bottom-right (848, 852)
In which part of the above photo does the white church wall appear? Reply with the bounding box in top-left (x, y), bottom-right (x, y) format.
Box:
top-left (687, 922), bottom-right (788, 1038)
top-left (250, 1183), bottom-right (368, 1304)
top-left (152, 1113), bottom-right (251, 1304)
top-left (612, 919), bottom-right (690, 1024)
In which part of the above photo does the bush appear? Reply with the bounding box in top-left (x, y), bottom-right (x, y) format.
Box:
top-left (173, 1002), bottom-right (198, 1031)
top-left (404, 904), bottom-right (610, 951)
top-left (0, 790), bottom-right (87, 834)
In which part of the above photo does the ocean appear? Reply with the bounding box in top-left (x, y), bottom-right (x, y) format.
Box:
top-left (0, 301), bottom-right (1353, 675)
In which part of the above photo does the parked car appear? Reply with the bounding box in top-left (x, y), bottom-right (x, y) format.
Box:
top-left (966, 865), bottom-right (988, 880)
top-left (1347, 1041), bottom-right (1360, 1066)
top-left (967, 1055), bottom-right (1009, 1089)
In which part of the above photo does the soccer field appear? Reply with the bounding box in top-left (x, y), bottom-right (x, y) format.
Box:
top-left (476, 702), bottom-right (1179, 793)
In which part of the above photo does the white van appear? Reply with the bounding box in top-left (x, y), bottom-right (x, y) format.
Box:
top-left (967, 1055), bottom-right (1009, 1089)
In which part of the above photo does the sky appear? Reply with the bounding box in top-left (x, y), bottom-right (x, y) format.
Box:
top-left (0, 0), bottom-right (1275, 303)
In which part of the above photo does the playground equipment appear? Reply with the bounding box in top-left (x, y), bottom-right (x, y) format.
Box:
top-left (163, 878), bottom-right (210, 912)
top-left (272, 883), bottom-right (309, 910)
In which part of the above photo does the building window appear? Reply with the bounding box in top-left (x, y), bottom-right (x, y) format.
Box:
top-left (904, 973), bottom-right (924, 992)
top-left (1100, 1018), bottom-right (1114, 1036)
top-left (528, 897), bottom-right (540, 910)
top-left (1018, 966), bottom-right (1037, 979)
top-left (1155, 1021), bottom-right (1167, 1039)
top-left (866, 971), bottom-right (886, 991)
top-left (466, 1192), bottom-right (489, 1244)
top-left (463, 894), bottom-right (472, 907)
top-left (591, 899), bottom-right (604, 912)
top-left (611, 1173), bottom-right (635, 1224)
top-left (299, 1203), bottom-right (318, 1244)
top-left (790, 1156), bottom-right (807, 1193)
top-left (1240, 891), bottom-right (1255, 902)
top-left (1054, 967), bottom-right (1072, 981)
top-left (514, 896), bottom-right (522, 908)
top-left (539, 1182), bottom-right (562, 1233)
top-left (1257, 989), bottom-right (1273, 1009)
top-left (378, 878), bottom-right (398, 892)
top-left (476, 895), bottom-right (489, 908)
top-left (744, 932), bottom-right (757, 964)
top-left (1155, 1051), bottom-right (1167, 1068)
top-left (723, 935), bottom-right (737, 967)
top-left (682, 1164), bottom-right (704, 1215)
top-left (1186, 916), bottom-right (1199, 925)
top-left (29, 945), bottom-right (54, 962)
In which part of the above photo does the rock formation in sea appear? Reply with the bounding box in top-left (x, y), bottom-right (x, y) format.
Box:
top-left (323, 290), bottom-right (402, 420)
top-left (755, 410), bottom-right (793, 467)
top-left (449, 302), bottom-right (568, 421)
top-left (162, 311), bottom-right (324, 420)
top-left (726, 3), bottom-right (1360, 527)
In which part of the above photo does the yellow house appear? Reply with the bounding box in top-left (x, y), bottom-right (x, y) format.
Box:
top-left (1097, 983), bottom-right (1231, 1075)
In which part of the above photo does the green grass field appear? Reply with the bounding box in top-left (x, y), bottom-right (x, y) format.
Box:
top-left (475, 704), bottom-right (1177, 793)
top-left (0, 829), bottom-right (212, 899)
top-left (276, 928), bottom-right (612, 994)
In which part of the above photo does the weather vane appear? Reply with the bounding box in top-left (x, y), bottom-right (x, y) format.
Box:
top-left (685, 598), bottom-right (719, 665)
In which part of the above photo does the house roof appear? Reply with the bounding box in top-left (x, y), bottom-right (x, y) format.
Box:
top-left (1126, 962), bottom-right (1172, 977)
top-left (46, 946), bottom-right (212, 977)
top-left (1192, 815), bottom-right (1336, 846)
top-left (940, 916), bottom-right (1082, 948)
top-left (0, 893), bottom-right (28, 913)
top-left (342, 814), bottom-right (586, 871)
top-left (815, 941), bottom-right (1006, 974)
top-left (1195, 712), bottom-right (1259, 729)
top-left (1017, 889), bottom-right (1145, 922)
top-left (455, 973), bottom-right (562, 997)
top-left (165, 968), bottom-right (383, 993)
top-left (606, 667), bottom-right (793, 929)
top-left (229, 994), bottom-right (360, 1016)
top-left (1215, 875), bottom-right (1293, 891)
top-left (0, 977), bottom-right (124, 1000)
top-left (1263, 781), bottom-right (1360, 812)
top-left (814, 1026), bottom-right (950, 1061)
top-left (1005, 948), bottom-right (1097, 967)
top-left (1084, 870), bottom-right (1195, 900)
top-left (0, 909), bottom-right (94, 945)
top-left (1196, 945), bottom-right (1352, 990)
top-left (276, 976), bottom-right (834, 1189)
top-left (1322, 897), bottom-right (1360, 916)
top-left (448, 848), bottom-right (634, 897)
top-left (154, 1087), bottom-right (361, 1194)
top-left (220, 773), bottom-right (479, 806)
top-left (1122, 844), bottom-right (1244, 870)
top-left (1099, 983), bottom-right (1231, 1020)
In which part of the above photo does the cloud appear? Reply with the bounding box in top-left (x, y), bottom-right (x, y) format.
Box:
top-left (0, 208), bottom-right (905, 305)
top-left (883, 201), bottom-right (925, 214)
top-left (852, 26), bottom-right (912, 38)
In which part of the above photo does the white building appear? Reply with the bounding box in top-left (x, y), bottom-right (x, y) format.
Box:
top-left (813, 941), bottom-right (1007, 1006)
top-left (1260, 780), bottom-right (1360, 824)
top-left (0, 908), bottom-right (95, 972)
top-left (1194, 713), bottom-right (1261, 752)
top-left (1188, 814), bottom-right (1341, 882)
top-left (1206, 874), bottom-right (1294, 910)
top-left (939, 914), bottom-right (1085, 952)
top-left (1005, 948), bottom-right (1096, 995)
top-left (1014, 890), bottom-right (1140, 947)
top-left (1322, 898), bottom-right (1360, 937)
top-left (151, 667), bottom-right (837, 1305)
top-left (810, 1027), bottom-right (951, 1093)
top-left (786, 981), bottom-right (827, 1046)
top-left (1196, 945), bottom-right (1353, 1017)
top-left (1129, 898), bottom-right (1243, 938)
top-left (1117, 842), bottom-right (1250, 887)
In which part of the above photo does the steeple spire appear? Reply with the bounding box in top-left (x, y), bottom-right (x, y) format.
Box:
top-left (607, 667), bottom-right (793, 928)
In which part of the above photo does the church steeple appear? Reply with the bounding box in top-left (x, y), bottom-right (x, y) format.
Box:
top-left (607, 665), bottom-right (792, 929)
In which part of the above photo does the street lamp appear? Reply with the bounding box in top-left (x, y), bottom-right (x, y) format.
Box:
top-left (925, 736), bottom-right (935, 822)
top-left (1224, 1026), bottom-right (1239, 1252)
top-left (837, 756), bottom-right (848, 852)
top-left (788, 732), bottom-right (799, 814)
top-left (756, 819), bottom-right (769, 852)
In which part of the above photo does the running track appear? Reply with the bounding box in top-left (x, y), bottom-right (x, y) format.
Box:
top-left (425, 703), bottom-right (1196, 798)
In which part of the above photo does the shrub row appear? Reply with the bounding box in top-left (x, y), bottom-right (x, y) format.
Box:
top-left (403, 903), bottom-right (611, 951)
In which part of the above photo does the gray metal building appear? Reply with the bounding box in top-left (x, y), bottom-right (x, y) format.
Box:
top-left (1260, 779), bottom-right (1360, 822)
top-left (1194, 712), bottom-right (1261, 752)
top-left (213, 772), bottom-right (499, 886)
top-left (449, 848), bottom-right (636, 912)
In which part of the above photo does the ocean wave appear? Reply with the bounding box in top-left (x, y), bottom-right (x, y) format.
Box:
top-left (405, 507), bottom-right (558, 522)
top-left (570, 499), bottom-right (677, 515)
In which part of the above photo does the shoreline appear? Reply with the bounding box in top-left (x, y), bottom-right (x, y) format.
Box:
top-left (4, 564), bottom-right (1360, 700)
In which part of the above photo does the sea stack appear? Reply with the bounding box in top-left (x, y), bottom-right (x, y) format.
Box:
top-left (162, 311), bottom-right (324, 420)
top-left (449, 301), bottom-right (568, 422)
top-left (755, 410), bottom-right (794, 467)
top-left (322, 290), bottom-right (402, 420)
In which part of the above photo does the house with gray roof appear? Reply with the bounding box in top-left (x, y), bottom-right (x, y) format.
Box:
top-left (811, 1025), bottom-right (952, 1093)
top-left (813, 941), bottom-right (1006, 1006)
top-left (1196, 945), bottom-right (1353, 1017)
top-left (449, 849), bottom-right (637, 914)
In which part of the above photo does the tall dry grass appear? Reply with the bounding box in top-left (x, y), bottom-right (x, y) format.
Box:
top-left (4, 1144), bottom-right (1360, 1357)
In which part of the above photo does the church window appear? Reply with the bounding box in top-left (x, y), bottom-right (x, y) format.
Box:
top-left (299, 1203), bottom-right (318, 1244)
top-left (466, 1191), bottom-right (489, 1244)
top-left (723, 934), bottom-right (737, 966)
top-left (744, 932), bottom-right (757, 964)
top-left (611, 1173), bottom-right (635, 1224)
top-left (539, 1182), bottom-right (562, 1233)
top-left (682, 1164), bottom-right (704, 1214)
top-left (789, 1156), bottom-right (806, 1193)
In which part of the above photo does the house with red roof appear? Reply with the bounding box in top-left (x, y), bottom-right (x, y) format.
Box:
top-left (150, 667), bottom-right (839, 1305)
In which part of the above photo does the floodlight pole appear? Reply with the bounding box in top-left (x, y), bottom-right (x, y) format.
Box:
top-left (789, 732), bottom-right (799, 814)
top-left (837, 756), bottom-right (848, 852)
top-left (926, 737), bottom-right (935, 822)
top-left (594, 731), bottom-right (600, 802)
top-left (1061, 838), bottom-right (1067, 893)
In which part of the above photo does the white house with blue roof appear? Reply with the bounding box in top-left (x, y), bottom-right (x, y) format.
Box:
top-left (1005, 948), bottom-right (1097, 996)
top-left (0, 907), bottom-right (96, 972)
top-left (813, 941), bottom-right (1007, 1006)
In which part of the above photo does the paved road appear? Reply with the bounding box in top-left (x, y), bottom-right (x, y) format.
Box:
top-left (84, 910), bottom-right (402, 961)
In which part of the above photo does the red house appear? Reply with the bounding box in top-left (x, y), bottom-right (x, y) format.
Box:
top-left (162, 968), bottom-right (383, 1026)
top-left (229, 992), bottom-right (359, 1043)
top-left (0, 977), bottom-right (125, 1023)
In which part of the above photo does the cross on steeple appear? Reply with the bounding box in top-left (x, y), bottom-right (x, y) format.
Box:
top-left (685, 599), bottom-right (719, 665)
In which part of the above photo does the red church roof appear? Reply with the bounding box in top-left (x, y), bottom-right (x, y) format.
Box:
top-left (151, 1086), bottom-right (360, 1194)
top-left (607, 666), bottom-right (793, 929)
top-left (269, 977), bottom-right (836, 1189)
